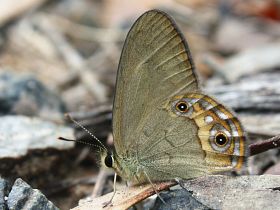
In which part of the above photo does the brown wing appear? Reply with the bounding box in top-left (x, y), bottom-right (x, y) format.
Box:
top-left (112, 10), bottom-right (199, 156)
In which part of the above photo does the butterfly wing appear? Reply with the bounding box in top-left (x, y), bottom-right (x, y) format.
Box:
top-left (138, 93), bottom-right (247, 180)
top-left (113, 10), bottom-right (199, 155)
top-left (112, 10), bottom-right (246, 182)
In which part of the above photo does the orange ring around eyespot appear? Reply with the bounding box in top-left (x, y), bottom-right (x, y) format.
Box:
top-left (175, 101), bottom-right (189, 113)
top-left (214, 132), bottom-right (229, 147)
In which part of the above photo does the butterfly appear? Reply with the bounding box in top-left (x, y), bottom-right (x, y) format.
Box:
top-left (99, 9), bottom-right (247, 185)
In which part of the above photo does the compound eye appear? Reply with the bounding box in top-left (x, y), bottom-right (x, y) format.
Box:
top-left (175, 101), bottom-right (189, 113)
top-left (104, 154), bottom-right (114, 168)
top-left (215, 132), bottom-right (228, 147)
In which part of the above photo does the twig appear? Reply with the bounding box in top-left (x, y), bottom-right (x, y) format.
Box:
top-left (0, 0), bottom-right (47, 27)
top-left (44, 13), bottom-right (126, 43)
top-left (249, 134), bottom-right (280, 156)
top-left (74, 147), bottom-right (91, 165)
top-left (91, 168), bottom-right (114, 198)
top-left (34, 14), bottom-right (107, 103)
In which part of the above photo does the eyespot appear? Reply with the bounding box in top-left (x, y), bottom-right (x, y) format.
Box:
top-left (175, 101), bottom-right (189, 113)
top-left (214, 132), bottom-right (228, 147)
top-left (171, 98), bottom-right (193, 117)
top-left (104, 154), bottom-right (114, 168)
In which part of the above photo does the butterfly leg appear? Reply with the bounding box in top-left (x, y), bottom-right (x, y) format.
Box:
top-left (143, 170), bottom-right (167, 205)
top-left (102, 172), bottom-right (117, 207)
top-left (174, 177), bottom-right (184, 189)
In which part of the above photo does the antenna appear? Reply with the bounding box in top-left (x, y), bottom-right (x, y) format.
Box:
top-left (59, 113), bottom-right (108, 152)
top-left (58, 137), bottom-right (106, 151)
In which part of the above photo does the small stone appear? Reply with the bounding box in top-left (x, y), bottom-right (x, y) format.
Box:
top-left (0, 115), bottom-right (74, 158)
top-left (0, 178), bottom-right (9, 210)
top-left (181, 175), bottom-right (280, 210)
top-left (0, 72), bottom-right (65, 118)
top-left (152, 189), bottom-right (209, 210)
top-left (7, 178), bottom-right (59, 210)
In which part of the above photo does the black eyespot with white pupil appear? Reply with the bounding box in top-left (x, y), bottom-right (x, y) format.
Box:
top-left (104, 154), bottom-right (114, 168)
top-left (176, 101), bottom-right (189, 113)
top-left (215, 132), bottom-right (228, 146)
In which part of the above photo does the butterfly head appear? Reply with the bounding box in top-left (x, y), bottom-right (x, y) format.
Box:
top-left (102, 150), bottom-right (148, 183)
top-left (101, 151), bottom-right (125, 178)
top-left (104, 152), bottom-right (114, 168)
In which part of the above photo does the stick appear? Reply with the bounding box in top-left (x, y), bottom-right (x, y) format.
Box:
top-left (249, 134), bottom-right (280, 156)
top-left (34, 14), bottom-right (107, 102)
top-left (0, 0), bottom-right (47, 26)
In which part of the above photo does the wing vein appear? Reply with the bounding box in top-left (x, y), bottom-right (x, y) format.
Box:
top-left (137, 12), bottom-right (161, 33)
top-left (146, 24), bottom-right (174, 45)
top-left (154, 49), bottom-right (185, 70)
top-left (166, 78), bottom-right (196, 99)
top-left (163, 67), bottom-right (193, 82)
top-left (137, 33), bottom-right (179, 68)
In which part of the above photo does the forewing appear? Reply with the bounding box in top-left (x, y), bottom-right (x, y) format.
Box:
top-left (113, 10), bottom-right (199, 155)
